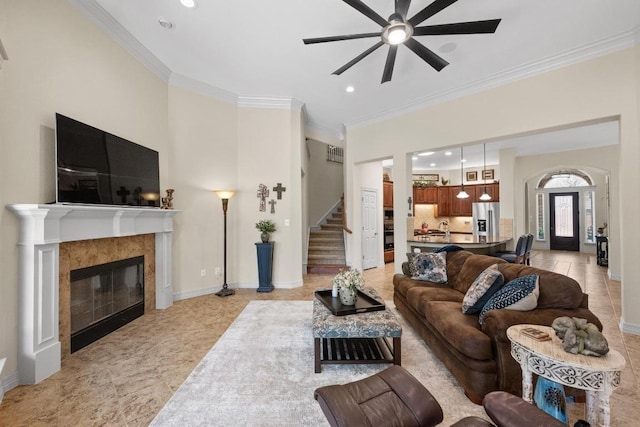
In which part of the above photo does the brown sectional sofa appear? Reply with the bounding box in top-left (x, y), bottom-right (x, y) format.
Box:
top-left (393, 250), bottom-right (602, 404)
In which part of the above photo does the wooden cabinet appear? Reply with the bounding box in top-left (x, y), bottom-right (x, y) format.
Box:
top-left (413, 186), bottom-right (438, 204)
top-left (450, 186), bottom-right (476, 216)
top-left (383, 181), bottom-right (393, 208)
top-left (436, 187), bottom-right (451, 216)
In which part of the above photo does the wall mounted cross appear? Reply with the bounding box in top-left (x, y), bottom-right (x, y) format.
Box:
top-left (257, 184), bottom-right (269, 212)
top-left (269, 199), bottom-right (276, 214)
top-left (117, 186), bottom-right (130, 203)
top-left (273, 183), bottom-right (286, 200)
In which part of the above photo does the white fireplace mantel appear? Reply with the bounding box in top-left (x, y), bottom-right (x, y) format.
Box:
top-left (6, 204), bottom-right (180, 384)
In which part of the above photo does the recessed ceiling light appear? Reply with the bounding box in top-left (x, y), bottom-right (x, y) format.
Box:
top-left (445, 151), bottom-right (452, 156)
top-left (430, 163), bottom-right (436, 167)
top-left (418, 151), bottom-right (434, 156)
top-left (158, 18), bottom-right (175, 29)
top-left (346, 86), bottom-right (355, 93)
top-left (180, 0), bottom-right (197, 8)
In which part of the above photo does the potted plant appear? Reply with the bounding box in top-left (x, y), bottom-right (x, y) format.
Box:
top-left (256, 219), bottom-right (276, 243)
top-left (332, 269), bottom-right (365, 306)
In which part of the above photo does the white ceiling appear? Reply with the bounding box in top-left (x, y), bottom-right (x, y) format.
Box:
top-left (74, 0), bottom-right (637, 156)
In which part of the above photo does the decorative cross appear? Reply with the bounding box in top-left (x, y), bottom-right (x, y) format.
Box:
top-left (257, 184), bottom-right (269, 212)
top-left (269, 199), bottom-right (276, 214)
top-left (272, 182), bottom-right (287, 200)
top-left (117, 186), bottom-right (130, 203)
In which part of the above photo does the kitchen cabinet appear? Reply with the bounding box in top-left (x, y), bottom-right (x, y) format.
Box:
top-left (483, 183), bottom-right (500, 202)
top-left (413, 186), bottom-right (438, 204)
top-left (435, 187), bottom-right (451, 216)
top-left (450, 185), bottom-right (476, 216)
top-left (383, 181), bottom-right (393, 208)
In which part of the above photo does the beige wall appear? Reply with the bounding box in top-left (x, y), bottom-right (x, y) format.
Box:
top-left (0, 0), bottom-right (306, 388)
top-left (0, 0), bottom-right (170, 381)
top-left (346, 47), bottom-right (640, 331)
top-left (306, 139), bottom-right (344, 226)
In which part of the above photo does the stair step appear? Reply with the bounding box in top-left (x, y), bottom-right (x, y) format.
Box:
top-left (308, 255), bottom-right (346, 263)
top-left (307, 264), bottom-right (348, 274)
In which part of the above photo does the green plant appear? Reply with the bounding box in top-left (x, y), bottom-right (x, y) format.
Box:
top-left (332, 269), bottom-right (364, 292)
top-left (255, 219), bottom-right (276, 233)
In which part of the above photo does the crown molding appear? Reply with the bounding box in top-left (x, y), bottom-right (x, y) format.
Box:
top-left (238, 96), bottom-right (303, 111)
top-left (344, 29), bottom-right (639, 131)
top-left (68, 0), bottom-right (171, 81)
top-left (305, 118), bottom-right (345, 142)
top-left (169, 73), bottom-right (238, 105)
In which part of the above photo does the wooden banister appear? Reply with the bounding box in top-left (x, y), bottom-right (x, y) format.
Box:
top-left (340, 194), bottom-right (353, 234)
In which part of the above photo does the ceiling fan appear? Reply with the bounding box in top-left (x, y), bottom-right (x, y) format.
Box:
top-left (303, 0), bottom-right (501, 83)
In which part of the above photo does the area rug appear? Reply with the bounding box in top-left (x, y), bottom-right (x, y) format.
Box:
top-left (150, 300), bottom-right (487, 426)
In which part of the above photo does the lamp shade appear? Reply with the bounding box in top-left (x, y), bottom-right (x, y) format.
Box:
top-left (214, 190), bottom-right (235, 199)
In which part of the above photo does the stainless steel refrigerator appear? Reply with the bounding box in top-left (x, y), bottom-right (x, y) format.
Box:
top-left (472, 202), bottom-right (500, 239)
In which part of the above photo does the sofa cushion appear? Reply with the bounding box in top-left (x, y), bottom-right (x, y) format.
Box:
top-left (411, 252), bottom-right (447, 283)
top-left (423, 301), bottom-right (493, 360)
top-left (405, 286), bottom-right (465, 317)
top-left (462, 264), bottom-right (505, 314)
top-left (453, 254), bottom-right (508, 294)
top-left (479, 275), bottom-right (540, 324)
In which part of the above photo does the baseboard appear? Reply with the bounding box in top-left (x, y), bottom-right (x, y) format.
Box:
top-left (173, 286), bottom-right (219, 301)
top-left (1, 370), bottom-right (20, 403)
top-left (620, 319), bottom-right (640, 335)
top-left (608, 270), bottom-right (621, 281)
top-left (173, 279), bottom-right (304, 301)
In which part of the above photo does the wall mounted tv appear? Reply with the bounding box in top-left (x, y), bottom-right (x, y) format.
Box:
top-left (56, 113), bottom-right (160, 207)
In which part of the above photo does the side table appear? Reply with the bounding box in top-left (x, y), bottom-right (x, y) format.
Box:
top-left (507, 324), bottom-right (625, 427)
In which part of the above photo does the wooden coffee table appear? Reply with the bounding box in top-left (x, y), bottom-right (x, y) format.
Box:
top-left (312, 287), bottom-right (402, 373)
top-left (507, 324), bottom-right (626, 427)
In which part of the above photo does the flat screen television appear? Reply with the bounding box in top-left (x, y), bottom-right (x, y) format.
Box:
top-left (55, 113), bottom-right (161, 207)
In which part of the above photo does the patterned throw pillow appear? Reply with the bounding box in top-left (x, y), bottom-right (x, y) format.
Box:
top-left (411, 252), bottom-right (447, 284)
top-left (461, 264), bottom-right (505, 314)
top-left (404, 252), bottom-right (418, 276)
top-left (479, 274), bottom-right (540, 324)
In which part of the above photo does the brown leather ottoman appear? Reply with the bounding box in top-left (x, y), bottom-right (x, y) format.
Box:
top-left (314, 365), bottom-right (443, 427)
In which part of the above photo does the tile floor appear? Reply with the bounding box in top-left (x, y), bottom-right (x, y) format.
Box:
top-left (0, 250), bottom-right (638, 426)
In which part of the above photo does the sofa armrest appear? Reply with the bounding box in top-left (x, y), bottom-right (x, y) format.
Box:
top-left (483, 391), bottom-right (566, 427)
top-left (481, 307), bottom-right (602, 343)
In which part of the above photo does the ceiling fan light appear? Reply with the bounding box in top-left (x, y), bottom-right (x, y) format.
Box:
top-left (382, 21), bottom-right (413, 45)
top-left (388, 28), bottom-right (407, 44)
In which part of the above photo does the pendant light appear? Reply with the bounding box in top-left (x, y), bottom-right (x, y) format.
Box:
top-left (479, 143), bottom-right (492, 201)
top-left (456, 147), bottom-right (469, 199)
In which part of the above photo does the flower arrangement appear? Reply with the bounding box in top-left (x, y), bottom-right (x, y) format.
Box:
top-left (332, 268), bottom-right (365, 293)
top-left (255, 220), bottom-right (276, 233)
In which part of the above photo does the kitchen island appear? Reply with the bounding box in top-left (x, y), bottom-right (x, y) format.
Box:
top-left (408, 234), bottom-right (512, 255)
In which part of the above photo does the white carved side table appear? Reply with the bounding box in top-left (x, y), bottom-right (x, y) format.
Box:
top-left (507, 324), bottom-right (625, 427)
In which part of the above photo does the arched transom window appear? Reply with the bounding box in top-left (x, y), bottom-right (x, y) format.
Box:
top-left (538, 169), bottom-right (593, 189)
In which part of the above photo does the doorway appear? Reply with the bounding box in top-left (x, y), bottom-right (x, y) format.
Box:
top-left (361, 188), bottom-right (378, 270)
top-left (550, 192), bottom-right (580, 251)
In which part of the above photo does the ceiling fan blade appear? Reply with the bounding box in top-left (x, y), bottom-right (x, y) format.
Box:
top-left (303, 32), bottom-right (382, 44)
top-left (395, 0), bottom-right (412, 19)
top-left (408, 0), bottom-right (458, 27)
top-left (404, 38), bottom-right (448, 71)
top-left (382, 45), bottom-right (398, 83)
top-left (413, 19), bottom-right (501, 36)
top-left (332, 41), bottom-right (384, 75)
top-left (343, 0), bottom-right (389, 27)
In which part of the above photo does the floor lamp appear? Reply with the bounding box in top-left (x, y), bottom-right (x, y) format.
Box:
top-left (214, 190), bottom-right (235, 297)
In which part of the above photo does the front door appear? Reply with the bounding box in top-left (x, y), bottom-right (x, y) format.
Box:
top-left (550, 192), bottom-right (580, 251)
top-left (361, 188), bottom-right (378, 270)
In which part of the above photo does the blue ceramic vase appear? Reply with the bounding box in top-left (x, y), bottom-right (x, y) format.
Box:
top-left (534, 376), bottom-right (568, 424)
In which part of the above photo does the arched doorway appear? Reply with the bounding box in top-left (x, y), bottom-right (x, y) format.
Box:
top-left (535, 169), bottom-right (594, 252)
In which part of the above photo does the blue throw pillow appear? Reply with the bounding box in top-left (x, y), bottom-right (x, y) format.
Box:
top-left (462, 264), bottom-right (505, 314)
top-left (411, 252), bottom-right (447, 284)
top-left (479, 274), bottom-right (540, 324)
top-left (433, 245), bottom-right (465, 253)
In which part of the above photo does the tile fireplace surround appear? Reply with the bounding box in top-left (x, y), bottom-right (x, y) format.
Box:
top-left (6, 204), bottom-right (179, 385)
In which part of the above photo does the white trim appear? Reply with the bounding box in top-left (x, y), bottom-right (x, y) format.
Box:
top-left (306, 118), bottom-right (345, 142)
top-left (345, 29), bottom-right (638, 131)
top-left (620, 319), bottom-right (640, 336)
top-left (68, 0), bottom-right (171, 81)
top-left (173, 285), bottom-right (219, 301)
top-left (0, 370), bottom-right (20, 403)
top-left (238, 96), bottom-right (303, 111)
top-left (0, 37), bottom-right (8, 70)
top-left (169, 73), bottom-right (238, 105)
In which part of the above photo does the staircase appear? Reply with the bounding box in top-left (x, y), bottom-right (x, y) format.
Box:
top-left (307, 208), bottom-right (347, 274)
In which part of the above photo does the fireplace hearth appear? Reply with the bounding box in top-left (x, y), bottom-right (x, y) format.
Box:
top-left (71, 256), bottom-right (145, 352)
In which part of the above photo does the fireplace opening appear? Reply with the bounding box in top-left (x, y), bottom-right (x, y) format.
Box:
top-left (70, 256), bottom-right (145, 352)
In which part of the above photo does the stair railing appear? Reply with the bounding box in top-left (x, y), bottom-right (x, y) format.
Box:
top-left (340, 194), bottom-right (352, 234)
